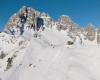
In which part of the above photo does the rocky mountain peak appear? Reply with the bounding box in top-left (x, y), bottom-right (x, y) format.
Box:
top-left (59, 15), bottom-right (72, 25)
top-left (4, 6), bottom-right (50, 35)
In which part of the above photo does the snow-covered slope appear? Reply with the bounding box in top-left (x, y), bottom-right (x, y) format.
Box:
top-left (0, 32), bottom-right (29, 80)
top-left (10, 44), bottom-right (100, 80)
top-left (0, 6), bottom-right (100, 80)
top-left (1, 26), bottom-right (100, 80)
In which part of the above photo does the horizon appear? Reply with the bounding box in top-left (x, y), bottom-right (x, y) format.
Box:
top-left (0, 0), bottom-right (100, 31)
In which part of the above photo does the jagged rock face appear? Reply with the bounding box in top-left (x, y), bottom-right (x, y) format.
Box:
top-left (4, 6), bottom-right (47, 35)
top-left (57, 15), bottom-right (68, 31)
top-left (57, 15), bottom-right (81, 33)
top-left (5, 14), bottom-right (20, 29)
top-left (59, 15), bottom-right (72, 25)
top-left (25, 7), bottom-right (36, 28)
top-left (40, 12), bottom-right (52, 28)
top-left (4, 6), bottom-right (35, 35)
top-left (57, 15), bottom-right (72, 31)
top-left (97, 28), bottom-right (100, 44)
top-left (57, 15), bottom-right (83, 44)
top-left (85, 24), bottom-right (96, 41)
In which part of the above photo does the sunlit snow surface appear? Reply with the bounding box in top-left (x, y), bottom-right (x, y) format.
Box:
top-left (0, 28), bottom-right (100, 80)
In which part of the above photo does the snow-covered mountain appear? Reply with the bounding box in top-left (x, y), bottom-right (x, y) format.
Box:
top-left (3, 6), bottom-right (100, 46)
top-left (0, 6), bottom-right (100, 80)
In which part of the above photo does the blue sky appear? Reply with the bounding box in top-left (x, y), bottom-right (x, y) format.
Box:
top-left (0, 0), bottom-right (100, 31)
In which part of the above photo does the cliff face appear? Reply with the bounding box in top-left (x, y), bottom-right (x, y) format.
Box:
top-left (4, 6), bottom-right (52, 35)
top-left (84, 24), bottom-right (96, 41)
